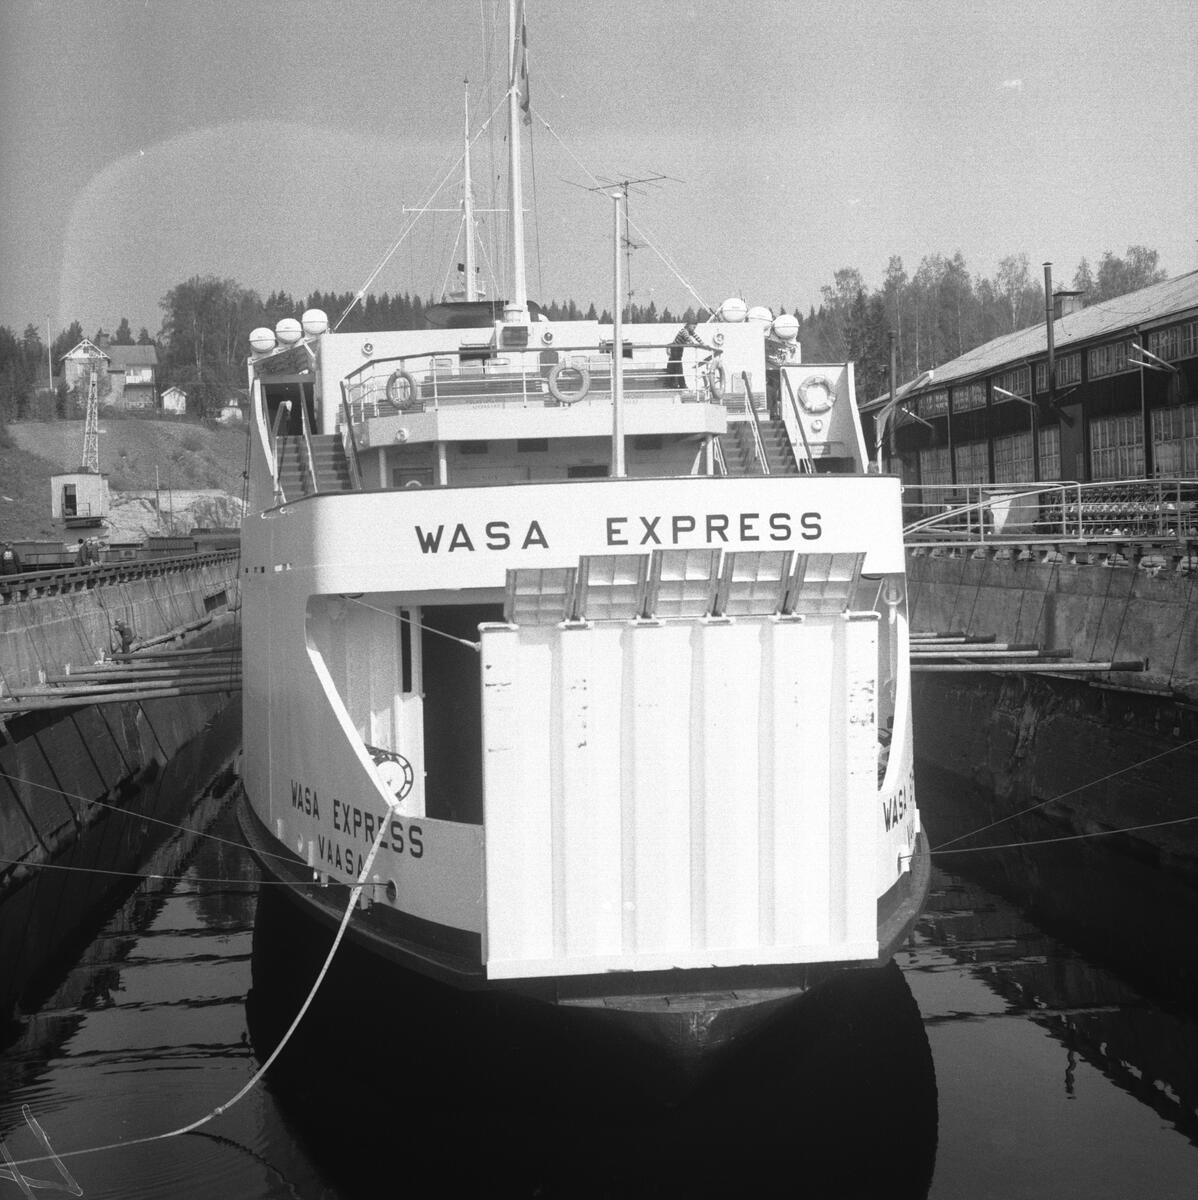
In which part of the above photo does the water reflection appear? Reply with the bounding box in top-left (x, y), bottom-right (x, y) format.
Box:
top-left (248, 885), bottom-right (939, 1199)
top-left (906, 865), bottom-right (1198, 1199)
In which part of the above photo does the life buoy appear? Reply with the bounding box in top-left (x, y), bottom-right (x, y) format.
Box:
top-left (706, 357), bottom-right (727, 401)
top-left (385, 369), bottom-right (420, 410)
top-left (798, 375), bottom-right (835, 413)
top-left (547, 362), bottom-right (591, 404)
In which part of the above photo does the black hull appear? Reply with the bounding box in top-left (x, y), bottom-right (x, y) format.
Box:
top-left (247, 881), bottom-right (939, 1196)
top-left (238, 791), bottom-right (931, 1066)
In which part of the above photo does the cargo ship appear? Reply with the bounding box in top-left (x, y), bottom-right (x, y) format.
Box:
top-left (236, 0), bottom-right (929, 1061)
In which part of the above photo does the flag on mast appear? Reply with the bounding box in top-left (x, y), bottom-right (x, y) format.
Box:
top-left (513, 0), bottom-right (531, 124)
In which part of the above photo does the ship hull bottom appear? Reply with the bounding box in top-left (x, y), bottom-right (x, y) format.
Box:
top-left (239, 791), bottom-right (930, 1075)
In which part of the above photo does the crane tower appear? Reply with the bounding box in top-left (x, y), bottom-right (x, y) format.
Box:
top-left (81, 366), bottom-right (99, 473)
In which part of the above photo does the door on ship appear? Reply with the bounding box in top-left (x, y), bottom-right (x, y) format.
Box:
top-left (263, 382), bottom-right (316, 436)
top-left (419, 603), bottom-right (500, 824)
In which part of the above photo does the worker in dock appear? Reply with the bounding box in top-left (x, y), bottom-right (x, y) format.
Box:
top-left (1, 543), bottom-right (21, 575)
top-left (113, 619), bottom-right (136, 654)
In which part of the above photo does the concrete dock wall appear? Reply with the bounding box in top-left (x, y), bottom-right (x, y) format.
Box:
top-left (0, 558), bottom-right (238, 692)
top-left (908, 552), bottom-right (1198, 700)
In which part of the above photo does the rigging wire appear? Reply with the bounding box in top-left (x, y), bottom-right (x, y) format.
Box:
top-left (532, 110), bottom-right (713, 317)
top-left (931, 733), bottom-right (1198, 851)
top-left (333, 96), bottom-right (507, 330)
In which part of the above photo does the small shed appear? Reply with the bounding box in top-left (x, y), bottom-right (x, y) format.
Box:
top-left (51, 471), bottom-right (109, 528)
top-left (162, 386), bottom-right (187, 415)
top-left (218, 399), bottom-right (245, 424)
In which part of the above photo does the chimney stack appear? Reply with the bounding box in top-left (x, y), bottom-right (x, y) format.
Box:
top-left (1052, 290), bottom-right (1084, 321)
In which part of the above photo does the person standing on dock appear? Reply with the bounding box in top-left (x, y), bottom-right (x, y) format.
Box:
top-left (0, 543), bottom-right (21, 575)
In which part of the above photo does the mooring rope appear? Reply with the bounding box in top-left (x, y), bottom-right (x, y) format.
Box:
top-left (3, 805), bottom-right (396, 1173)
top-left (344, 595), bottom-right (480, 652)
top-left (0, 855), bottom-right (388, 889)
top-left (931, 733), bottom-right (1198, 852)
top-left (0, 769), bottom-right (301, 874)
top-left (931, 811), bottom-right (1198, 856)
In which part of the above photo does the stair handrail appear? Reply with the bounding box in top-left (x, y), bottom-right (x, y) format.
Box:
top-left (712, 435), bottom-right (729, 476)
top-left (297, 391), bottom-right (319, 495)
top-left (778, 370), bottom-right (816, 473)
top-left (741, 370), bottom-right (771, 475)
top-left (270, 399), bottom-right (291, 500)
top-left (338, 381), bottom-right (365, 490)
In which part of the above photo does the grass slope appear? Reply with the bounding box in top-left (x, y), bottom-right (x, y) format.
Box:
top-left (0, 416), bottom-right (249, 541)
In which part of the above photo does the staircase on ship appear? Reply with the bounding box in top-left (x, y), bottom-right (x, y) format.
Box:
top-left (276, 433), bottom-right (355, 498)
top-left (717, 411), bottom-right (802, 476)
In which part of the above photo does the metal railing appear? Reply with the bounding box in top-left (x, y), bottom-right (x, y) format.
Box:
top-left (741, 369), bottom-right (770, 474)
top-left (903, 478), bottom-right (1198, 545)
top-left (337, 342), bottom-right (732, 424)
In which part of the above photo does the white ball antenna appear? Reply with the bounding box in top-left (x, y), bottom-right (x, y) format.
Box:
top-left (301, 308), bottom-right (329, 337)
top-left (275, 318), bottom-right (303, 345)
top-left (747, 305), bottom-right (773, 325)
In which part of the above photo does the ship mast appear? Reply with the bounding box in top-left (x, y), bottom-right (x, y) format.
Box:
top-left (504, 0), bottom-right (529, 321)
top-left (462, 82), bottom-right (478, 302)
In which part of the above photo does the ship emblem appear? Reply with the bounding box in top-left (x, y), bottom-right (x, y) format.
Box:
top-left (367, 746), bottom-right (415, 801)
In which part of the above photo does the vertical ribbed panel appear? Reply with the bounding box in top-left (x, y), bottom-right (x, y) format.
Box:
top-left (481, 614), bottom-right (879, 979)
top-left (556, 625), bottom-right (625, 957)
top-left (695, 621), bottom-right (763, 949)
top-left (480, 625), bottom-right (555, 964)
top-left (627, 622), bottom-right (693, 952)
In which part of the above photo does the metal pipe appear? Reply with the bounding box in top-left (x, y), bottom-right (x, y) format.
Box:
top-left (1043, 262), bottom-right (1056, 412)
top-left (610, 191), bottom-right (625, 477)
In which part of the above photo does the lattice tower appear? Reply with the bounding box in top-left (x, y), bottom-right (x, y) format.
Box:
top-left (81, 367), bottom-right (99, 473)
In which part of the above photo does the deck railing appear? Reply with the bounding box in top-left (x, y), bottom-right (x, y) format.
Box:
top-left (903, 478), bottom-right (1198, 545)
top-left (337, 343), bottom-right (735, 424)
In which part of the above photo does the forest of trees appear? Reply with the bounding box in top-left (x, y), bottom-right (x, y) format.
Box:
top-left (0, 244), bottom-right (1169, 432)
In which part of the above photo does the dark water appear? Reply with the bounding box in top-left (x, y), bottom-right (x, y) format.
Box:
top-left (3, 794), bottom-right (1198, 1198)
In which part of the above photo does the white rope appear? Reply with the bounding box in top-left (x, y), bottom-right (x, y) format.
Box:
top-left (345, 595), bottom-right (480, 652)
top-left (4, 805), bottom-right (397, 1172)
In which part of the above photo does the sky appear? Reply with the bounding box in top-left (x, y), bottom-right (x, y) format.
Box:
top-left (1, 0), bottom-right (1195, 343)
